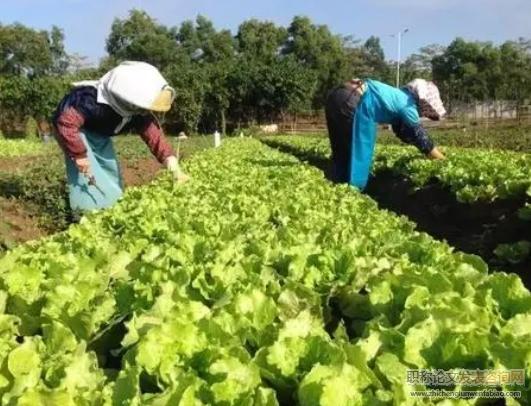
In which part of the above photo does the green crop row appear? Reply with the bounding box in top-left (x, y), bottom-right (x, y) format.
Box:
top-left (264, 136), bottom-right (531, 205)
top-left (0, 139), bottom-right (529, 405)
top-left (0, 139), bottom-right (54, 159)
top-left (378, 125), bottom-right (531, 153)
top-left (263, 136), bottom-right (531, 267)
top-left (0, 136), bottom-right (211, 236)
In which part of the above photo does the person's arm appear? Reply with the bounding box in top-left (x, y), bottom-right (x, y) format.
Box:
top-left (395, 106), bottom-right (445, 160)
top-left (393, 121), bottom-right (445, 160)
top-left (55, 107), bottom-right (92, 175)
top-left (138, 118), bottom-right (189, 181)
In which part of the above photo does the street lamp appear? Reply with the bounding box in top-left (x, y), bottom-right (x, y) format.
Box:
top-left (391, 28), bottom-right (409, 87)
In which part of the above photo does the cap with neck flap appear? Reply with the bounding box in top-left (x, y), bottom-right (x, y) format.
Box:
top-left (96, 61), bottom-right (176, 117)
top-left (404, 79), bottom-right (446, 120)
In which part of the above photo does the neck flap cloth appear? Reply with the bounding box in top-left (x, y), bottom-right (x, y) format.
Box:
top-left (404, 79), bottom-right (446, 120)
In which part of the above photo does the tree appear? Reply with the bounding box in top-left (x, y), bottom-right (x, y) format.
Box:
top-left (226, 56), bottom-right (261, 127)
top-left (175, 16), bottom-right (237, 133)
top-left (67, 53), bottom-right (91, 73)
top-left (360, 36), bottom-right (390, 81)
top-left (106, 9), bottom-right (183, 70)
top-left (341, 36), bottom-right (368, 80)
top-left (433, 38), bottom-right (494, 103)
top-left (163, 62), bottom-right (208, 134)
top-left (175, 15), bottom-right (230, 61)
top-left (399, 44), bottom-right (445, 83)
top-left (261, 55), bottom-right (317, 121)
top-left (49, 26), bottom-right (69, 75)
top-left (29, 76), bottom-right (69, 120)
top-left (499, 40), bottom-right (531, 120)
top-left (236, 20), bottom-right (287, 60)
top-left (0, 23), bottom-right (57, 76)
top-left (283, 16), bottom-right (351, 108)
top-left (409, 44), bottom-right (445, 72)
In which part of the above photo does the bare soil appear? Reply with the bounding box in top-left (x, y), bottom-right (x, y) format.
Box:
top-left (0, 157), bottom-right (163, 250)
top-left (0, 197), bottom-right (45, 249)
top-left (120, 158), bottom-right (162, 187)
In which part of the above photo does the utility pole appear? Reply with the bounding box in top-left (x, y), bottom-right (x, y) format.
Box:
top-left (392, 28), bottom-right (409, 87)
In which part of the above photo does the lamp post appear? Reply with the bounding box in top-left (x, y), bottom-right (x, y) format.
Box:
top-left (391, 28), bottom-right (409, 87)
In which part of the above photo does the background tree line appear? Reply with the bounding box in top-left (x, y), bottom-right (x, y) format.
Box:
top-left (1, 10), bottom-right (531, 137)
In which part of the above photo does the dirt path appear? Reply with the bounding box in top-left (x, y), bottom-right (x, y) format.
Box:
top-left (120, 158), bottom-right (163, 187)
top-left (0, 198), bottom-right (45, 249)
top-left (365, 172), bottom-right (531, 287)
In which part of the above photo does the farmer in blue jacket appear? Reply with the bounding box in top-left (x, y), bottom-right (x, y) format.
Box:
top-left (325, 78), bottom-right (447, 189)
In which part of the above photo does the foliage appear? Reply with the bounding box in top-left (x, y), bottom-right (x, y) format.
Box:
top-left (0, 157), bottom-right (71, 231)
top-left (0, 139), bottom-right (530, 404)
top-left (281, 16), bottom-right (352, 108)
top-left (361, 36), bottom-right (391, 81)
top-left (378, 125), bottom-right (531, 153)
top-left (106, 10), bottom-right (185, 70)
top-left (24, 117), bottom-right (39, 139)
top-left (0, 138), bottom-right (51, 158)
top-left (265, 135), bottom-right (531, 276)
top-left (0, 136), bottom-right (209, 233)
top-left (0, 75), bottom-right (69, 136)
top-left (264, 135), bottom-right (531, 204)
top-left (0, 23), bottom-right (68, 76)
top-left (373, 146), bottom-right (531, 204)
top-left (494, 241), bottom-right (531, 265)
top-left (3, 12), bottom-right (531, 135)
top-left (163, 61), bottom-right (208, 134)
top-left (432, 38), bottom-right (531, 109)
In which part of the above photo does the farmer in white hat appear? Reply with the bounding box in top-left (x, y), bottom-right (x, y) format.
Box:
top-left (325, 78), bottom-right (446, 189)
top-left (52, 61), bottom-right (188, 213)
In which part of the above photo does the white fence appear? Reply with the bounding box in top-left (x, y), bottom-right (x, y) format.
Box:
top-left (447, 100), bottom-right (521, 120)
top-left (276, 101), bottom-right (531, 134)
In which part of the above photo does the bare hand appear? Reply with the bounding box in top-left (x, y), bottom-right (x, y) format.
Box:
top-left (75, 157), bottom-right (91, 176)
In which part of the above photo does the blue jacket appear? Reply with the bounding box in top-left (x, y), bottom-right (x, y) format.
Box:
top-left (365, 79), bottom-right (421, 126)
top-left (349, 80), bottom-right (435, 189)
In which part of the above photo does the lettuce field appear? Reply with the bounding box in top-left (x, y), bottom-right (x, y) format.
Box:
top-left (265, 136), bottom-right (531, 280)
top-left (0, 135), bottom-right (530, 405)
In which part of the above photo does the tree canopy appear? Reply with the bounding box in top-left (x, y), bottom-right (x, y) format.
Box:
top-left (1, 11), bottom-right (531, 136)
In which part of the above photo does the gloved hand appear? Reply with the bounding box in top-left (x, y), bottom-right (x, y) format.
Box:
top-left (427, 147), bottom-right (446, 160)
top-left (75, 157), bottom-right (91, 176)
top-left (165, 155), bottom-right (190, 182)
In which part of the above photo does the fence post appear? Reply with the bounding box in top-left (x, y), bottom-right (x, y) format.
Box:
top-left (485, 101), bottom-right (489, 131)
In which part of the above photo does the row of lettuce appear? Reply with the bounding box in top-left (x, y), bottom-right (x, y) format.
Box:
top-left (0, 138), bottom-right (54, 159)
top-left (377, 125), bottom-right (531, 153)
top-left (3, 124), bottom-right (531, 160)
top-left (0, 139), bottom-right (529, 405)
top-left (0, 136), bottom-right (207, 161)
top-left (264, 136), bottom-right (531, 265)
top-left (264, 135), bottom-right (531, 204)
top-left (0, 136), bottom-right (209, 240)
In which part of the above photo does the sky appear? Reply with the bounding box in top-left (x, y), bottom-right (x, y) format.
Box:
top-left (1, 0), bottom-right (530, 65)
